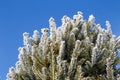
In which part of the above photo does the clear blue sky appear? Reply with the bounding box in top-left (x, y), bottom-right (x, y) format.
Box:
top-left (0, 0), bottom-right (120, 79)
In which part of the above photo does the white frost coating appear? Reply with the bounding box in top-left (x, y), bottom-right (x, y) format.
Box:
top-left (6, 67), bottom-right (16, 80)
top-left (106, 20), bottom-right (112, 34)
top-left (9, 67), bottom-right (16, 74)
top-left (71, 27), bottom-right (79, 33)
top-left (56, 56), bottom-right (61, 65)
top-left (18, 47), bottom-right (25, 60)
top-left (41, 28), bottom-right (49, 34)
top-left (77, 11), bottom-right (83, 21)
top-left (73, 12), bottom-right (83, 27)
top-left (88, 14), bottom-right (95, 24)
top-left (106, 57), bottom-right (114, 80)
top-left (32, 44), bottom-right (37, 55)
top-left (73, 15), bottom-right (77, 21)
top-left (110, 36), bottom-right (115, 48)
top-left (59, 41), bottom-right (65, 57)
top-left (42, 67), bottom-right (47, 76)
top-left (73, 15), bottom-right (77, 27)
top-left (106, 20), bottom-right (111, 28)
top-left (96, 33), bottom-right (103, 46)
top-left (33, 30), bottom-right (39, 42)
top-left (49, 17), bottom-right (56, 41)
top-left (96, 24), bottom-right (101, 27)
top-left (41, 28), bottom-right (49, 41)
top-left (6, 11), bottom-right (120, 80)
top-left (62, 15), bottom-right (68, 24)
top-left (56, 27), bottom-right (62, 42)
top-left (23, 32), bottom-right (29, 45)
top-left (15, 61), bottom-right (21, 71)
top-left (91, 46), bottom-right (97, 65)
top-left (49, 17), bottom-right (56, 32)
top-left (15, 61), bottom-right (24, 73)
top-left (73, 11), bottom-right (83, 21)
top-left (26, 44), bottom-right (31, 54)
top-left (85, 37), bottom-right (90, 45)
top-left (72, 40), bottom-right (81, 57)
top-left (82, 22), bottom-right (87, 37)
top-left (18, 47), bottom-right (25, 54)
top-left (117, 74), bottom-right (120, 80)
top-left (69, 57), bottom-right (77, 73)
top-left (75, 40), bottom-right (81, 50)
top-left (97, 24), bottom-right (102, 33)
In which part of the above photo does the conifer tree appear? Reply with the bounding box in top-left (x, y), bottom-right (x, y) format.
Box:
top-left (7, 11), bottom-right (120, 80)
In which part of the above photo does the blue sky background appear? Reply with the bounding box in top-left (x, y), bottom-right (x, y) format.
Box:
top-left (0, 0), bottom-right (120, 79)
